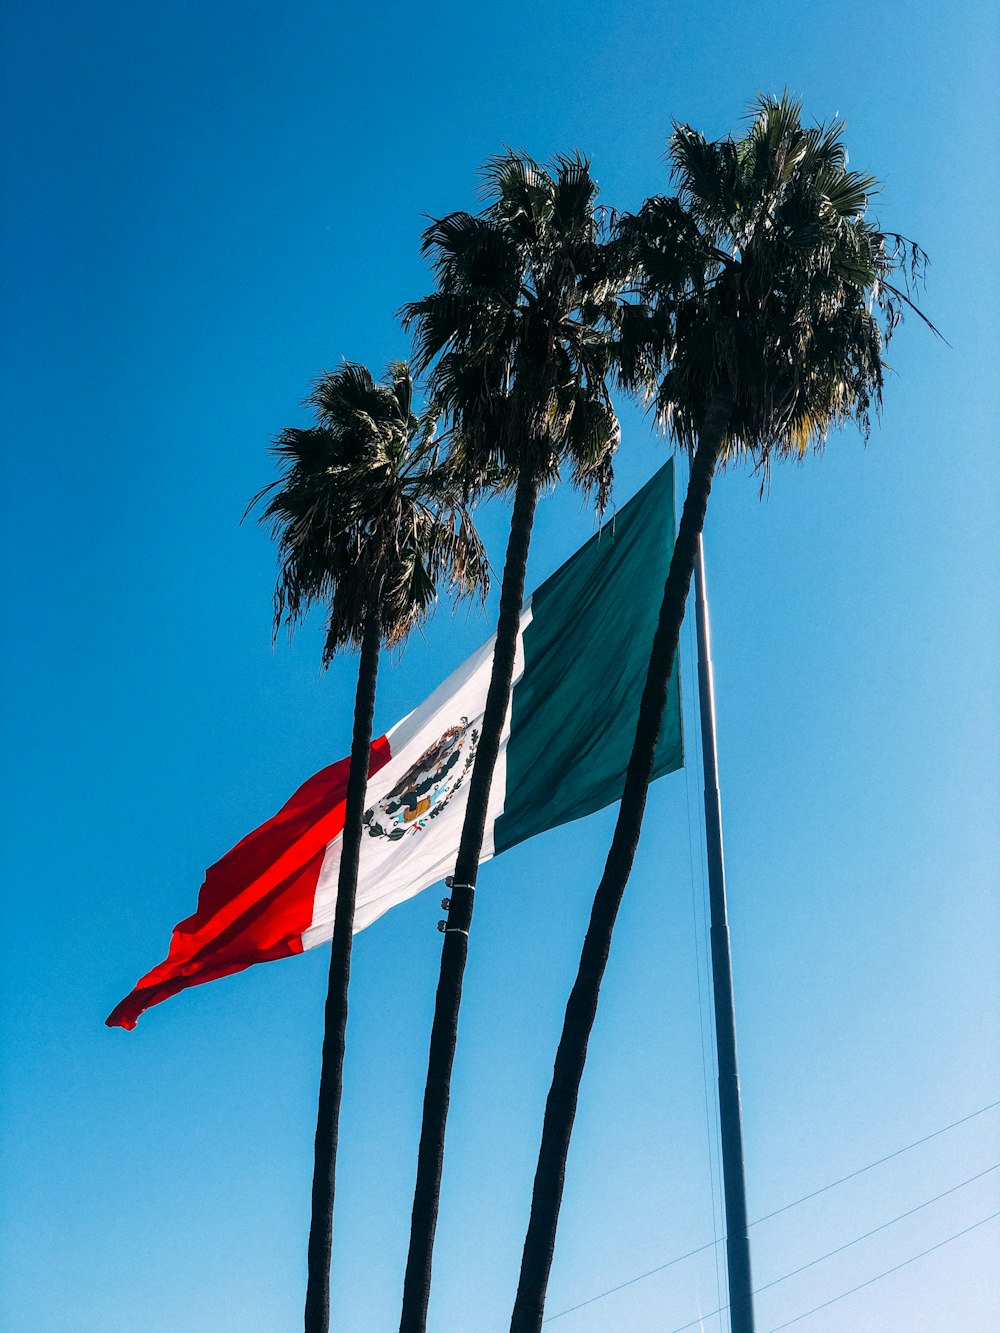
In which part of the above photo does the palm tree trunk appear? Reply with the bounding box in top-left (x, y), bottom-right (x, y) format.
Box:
top-left (400, 468), bottom-right (540, 1333)
top-left (510, 391), bottom-right (732, 1333)
top-left (304, 610), bottom-right (381, 1333)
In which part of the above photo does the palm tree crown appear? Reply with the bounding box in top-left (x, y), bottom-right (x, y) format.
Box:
top-left (401, 150), bottom-right (624, 506)
top-left (618, 92), bottom-right (930, 468)
top-left (255, 360), bottom-right (488, 658)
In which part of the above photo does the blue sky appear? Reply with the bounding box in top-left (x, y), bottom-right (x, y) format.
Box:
top-left (2, 2), bottom-right (998, 1330)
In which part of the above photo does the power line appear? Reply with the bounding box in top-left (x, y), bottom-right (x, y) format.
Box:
top-left (752, 1098), bottom-right (1000, 1227)
top-left (767, 1210), bottom-right (1000, 1332)
top-left (665, 1210), bottom-right (1000, 1333)
top-left (543, 1237), bottom-right (720, 1324)
top-left (753, 1163), bottom-right (998, 1296)
top-left (542, 1097), bottom-right (1000, 1324)
top-left (546, 1163), bottom-right (997, 1328)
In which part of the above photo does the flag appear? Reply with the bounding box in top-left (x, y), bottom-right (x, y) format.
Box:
top-left (107, 463), bottom-right (683, 1029)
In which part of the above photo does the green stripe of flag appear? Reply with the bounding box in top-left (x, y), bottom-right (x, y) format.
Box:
top-left (494, 461), bottom-right (683, 855)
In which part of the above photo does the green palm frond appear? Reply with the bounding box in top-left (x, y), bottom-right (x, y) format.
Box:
top-left (618, 95), bottom-right (934, 467)
top-left (402, 149), bottom-right (629, 510)
top-left (250, 360), bottom-right (490, 664)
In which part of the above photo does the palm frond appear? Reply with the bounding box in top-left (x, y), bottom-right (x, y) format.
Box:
top-left (248, 361), bottom-right (490, 664)
top-left (403, 150), bottom-right (631, 515)
top-left (625, 96), bottom-right (934, 468)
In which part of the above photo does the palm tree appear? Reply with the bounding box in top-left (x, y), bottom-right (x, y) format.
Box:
top-left (398, 150), bottom-right (625, 1331)
top-left (252, 360), bottom-right (488, 1333)
top-left (511, 95), bottom-right (934, 1333)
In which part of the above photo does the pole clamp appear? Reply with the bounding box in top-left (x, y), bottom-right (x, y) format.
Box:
top-left (437, 920), bottom-right (469, 937)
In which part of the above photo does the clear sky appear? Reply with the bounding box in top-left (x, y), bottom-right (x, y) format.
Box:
top-left (2, 2), bottom-right (998, 1331)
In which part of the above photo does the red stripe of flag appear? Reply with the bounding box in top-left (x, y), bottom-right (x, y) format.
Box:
top-left (106, 736), bottom-right (393, 1029)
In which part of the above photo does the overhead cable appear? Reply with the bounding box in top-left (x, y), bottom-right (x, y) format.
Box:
top-left (767, 1209), bottom-right (1000, 1332)
top-left (752, 1097), bottom-right (1000, 1227)
top-left (547, 1165), bottom-right (997, 1328)
top-left (664, 1211), bottom-right (1000, 1333)
top-left (542, 1096), bottom-right (1000, 1324)
top-left (753, 1163), bottom-right (998, 1297)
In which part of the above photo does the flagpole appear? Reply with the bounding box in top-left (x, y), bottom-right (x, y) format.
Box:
top-left (694, 534), bottom-right (756, 1333)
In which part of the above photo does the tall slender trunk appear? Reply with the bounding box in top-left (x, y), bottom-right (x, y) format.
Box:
top-left (400, 469), bottom-right (540, 1333)
top-left (510, 391), bottom-right (732, 1333)
top-left (304, 610), bottom-right (381, 1333)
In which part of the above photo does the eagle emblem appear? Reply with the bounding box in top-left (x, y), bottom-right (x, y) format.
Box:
top-left (364, 718), bottom-right (479, 841)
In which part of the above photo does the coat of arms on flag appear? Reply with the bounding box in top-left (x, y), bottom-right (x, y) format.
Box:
top-left (364, 719), bottom-right (479, 840)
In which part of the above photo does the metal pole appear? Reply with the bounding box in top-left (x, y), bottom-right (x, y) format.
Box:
top-left (694, 534), bottom-right (756, 1333)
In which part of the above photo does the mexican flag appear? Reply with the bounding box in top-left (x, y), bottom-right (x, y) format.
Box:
top-left (107, 462), bottom-right (683, 1030)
